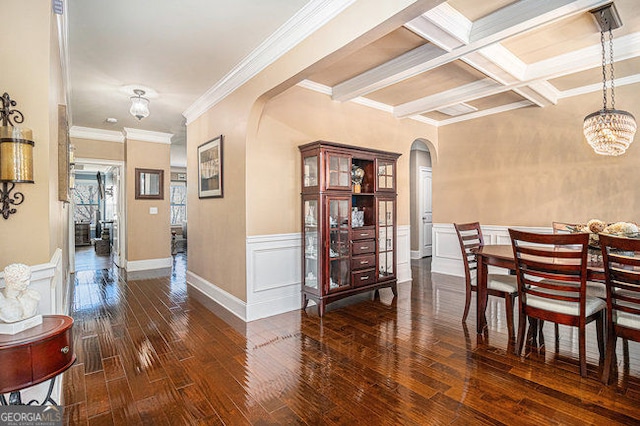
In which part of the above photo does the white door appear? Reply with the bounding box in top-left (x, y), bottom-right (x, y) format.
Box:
top-left (419, 167), bottom-right (432, 257)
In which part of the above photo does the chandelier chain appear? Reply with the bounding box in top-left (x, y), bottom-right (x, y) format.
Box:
top-left (609, 27), bottom-right (615, 110)
top-left (600, 27), bottom-right (607, 110)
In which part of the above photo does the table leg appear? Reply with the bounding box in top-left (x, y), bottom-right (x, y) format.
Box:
top-left (477, 256), bottom-right (488, 334)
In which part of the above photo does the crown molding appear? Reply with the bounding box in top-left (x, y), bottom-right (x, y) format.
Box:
top-left (183, 0), bottom-right (356, 125)
top-left (69, 126), bottom-right (125, 143)
top-left (123, 128), bottom-right (173, 144)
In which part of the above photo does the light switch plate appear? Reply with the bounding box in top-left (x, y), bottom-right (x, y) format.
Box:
top-left (149, 207), bottom-right (158, 214)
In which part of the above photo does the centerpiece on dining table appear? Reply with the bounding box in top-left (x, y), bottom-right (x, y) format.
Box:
top-left (568, 219), bottom-right (640, 248)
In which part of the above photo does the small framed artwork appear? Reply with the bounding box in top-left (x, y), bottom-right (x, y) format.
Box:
top-left (198, 135), bottom-right (223, 198)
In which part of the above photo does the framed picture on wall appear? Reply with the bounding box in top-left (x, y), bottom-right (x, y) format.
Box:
top-left (198, 135), bottom-right (223, 198)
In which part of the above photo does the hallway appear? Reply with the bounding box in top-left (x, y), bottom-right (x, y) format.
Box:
top-left (62, 257), bottom-right (640, 425)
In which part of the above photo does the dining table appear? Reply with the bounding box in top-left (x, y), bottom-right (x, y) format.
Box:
top-left (474, 244), bottom-right (605, 334)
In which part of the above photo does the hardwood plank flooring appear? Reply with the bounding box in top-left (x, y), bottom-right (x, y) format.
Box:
top-left (63, 255), bottom-right (640, 425)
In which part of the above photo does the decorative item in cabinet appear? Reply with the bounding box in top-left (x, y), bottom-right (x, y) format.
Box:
top-left (299, 141), bottom-right (400, 316)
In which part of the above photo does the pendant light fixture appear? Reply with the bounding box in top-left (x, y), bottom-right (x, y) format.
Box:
top-left (583, 3), bottom-right (636, 156)
top-left (130, 89), bottom-right (150, 120)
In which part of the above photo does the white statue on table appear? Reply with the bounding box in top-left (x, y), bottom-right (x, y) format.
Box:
top-left (0, 263), bottom-right (40, 323)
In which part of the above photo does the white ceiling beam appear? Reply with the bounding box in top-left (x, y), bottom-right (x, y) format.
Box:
top-left (405, 2), bottom-right (470, 51)
top-left (332, 0), bottom-right (611, 102)
top-left (558, 73), bottom-right (640, 99)
top-left (470, 0), bottom-right (607, 44)
top-left (438, 100), bottom-right (534, 126)
top-left (526, 32), bottom-right (640, 80)
top-left (331, 43), bottom-right (446, 102)
top-left (394, 79), bottom-right (502, 117)
top-left (394, 31), bottom-right (640, 118)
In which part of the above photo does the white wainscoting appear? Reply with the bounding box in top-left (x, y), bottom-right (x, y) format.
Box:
top-left (0, 248), bottom-right (67, 406)
top-left (187, 228), bottom-right (412, 322)
top-left (431, 223), bottom-right (551, 277)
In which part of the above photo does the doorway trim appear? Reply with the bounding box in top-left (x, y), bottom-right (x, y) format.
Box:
top-left (71, 158), bottom-right (126, 272)
top-left (418, 166), bottom-right (432, 258)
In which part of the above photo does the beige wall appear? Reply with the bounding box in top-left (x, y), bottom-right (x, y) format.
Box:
top-left (0, 1), bottom-right (67, 268)
top-left (187, 0), bottom-right (439, 302)
top-left (248, 86), bottom-right (438, 235)
top-left (435, 83), bottom-right (640, 227)
top-left (125, 139), bottom-right (171, 262)
top-left (71, 137), bottom-right (124, 161)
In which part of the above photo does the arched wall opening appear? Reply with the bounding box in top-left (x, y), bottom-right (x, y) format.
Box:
top-left (410, 139), bottom-right (434, 259)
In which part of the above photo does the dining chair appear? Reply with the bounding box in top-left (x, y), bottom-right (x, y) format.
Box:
top-left (454, 222), bottom-right (518, 339)
top-left (509, 229), bottom-right (605, 377)
top-left (599, 234), bottom-right (640, 384)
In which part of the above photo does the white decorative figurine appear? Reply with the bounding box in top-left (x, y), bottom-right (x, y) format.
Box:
top-left (0, 263), bottom-right (40, 323)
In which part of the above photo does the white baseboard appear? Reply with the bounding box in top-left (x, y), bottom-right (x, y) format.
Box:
top-left (187, 270), bottom-right (247, 321)
top-left (411, 250), bottom-right (421, 260)
top-left (126, 257), bottom-right (172, 272)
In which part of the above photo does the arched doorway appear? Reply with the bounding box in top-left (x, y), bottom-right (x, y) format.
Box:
top-left (410, 139), bottom-right (433, 259)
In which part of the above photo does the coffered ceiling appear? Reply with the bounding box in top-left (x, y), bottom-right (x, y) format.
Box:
top-left (66, 0), bottom-right (640, 166)
top-left (301, 0), bottom-right (640, 127)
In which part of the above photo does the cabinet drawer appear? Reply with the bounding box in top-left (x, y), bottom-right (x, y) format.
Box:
top-left (352, 240), bottom-right (375, 255)
top-left (351, 226), bottom-right (375, 240)
top-left (32, 328), bottom-right (74, 381)
top-left (351, 254), bottom-right (375, 271)
top-left (352, 269), bottom-right (376, 287)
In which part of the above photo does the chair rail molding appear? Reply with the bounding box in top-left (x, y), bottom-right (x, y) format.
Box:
top-left (431, 223), bottom-right (550, 277)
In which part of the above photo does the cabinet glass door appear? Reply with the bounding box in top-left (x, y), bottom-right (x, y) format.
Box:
top-left (327, 152), bottom-right (351, 189)
top-left (303, 155), bottom-right (318, 188)
top-left (377, 160), bottom-right (395, 191)
top-left (378, 198), bottom-right (395, 279)
top-left (303, 198), bottom-right (319, 290)
top-left (328, 197), bottom-right (350, 291)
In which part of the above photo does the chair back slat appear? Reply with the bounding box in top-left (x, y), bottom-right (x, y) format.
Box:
top-left (509, 229), bottom-right (589, 314)
top-left (599, 234), bottom-right (640, 328)
top-left (454, 222), bottom-right (484, 288)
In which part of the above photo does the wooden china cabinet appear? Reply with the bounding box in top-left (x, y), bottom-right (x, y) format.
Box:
top-left (299, 141), bottom-right (400, 316)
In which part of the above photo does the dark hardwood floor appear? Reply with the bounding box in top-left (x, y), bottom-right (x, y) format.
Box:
top-left (63, 256), bottom-right (640, 425)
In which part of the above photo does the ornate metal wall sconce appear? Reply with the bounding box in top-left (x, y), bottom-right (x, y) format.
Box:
top-left (0, 92), bottom-right (34, 219)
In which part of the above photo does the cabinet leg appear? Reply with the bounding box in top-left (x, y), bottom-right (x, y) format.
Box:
top-left (391, 284), bottom-right (398, 297)
top-left (318, 301), bottom-right (325, 317)
top-left (302, 294), bottom-right (309, 310)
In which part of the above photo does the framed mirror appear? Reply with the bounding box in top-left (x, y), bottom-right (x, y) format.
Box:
top-left (135, 168), bottom-right (164, 200)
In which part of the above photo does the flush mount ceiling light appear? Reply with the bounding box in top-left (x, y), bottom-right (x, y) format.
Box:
top-left (130, 89), bottom-right (150, 120)
top-left (583, 3), bottom-right (637, 156)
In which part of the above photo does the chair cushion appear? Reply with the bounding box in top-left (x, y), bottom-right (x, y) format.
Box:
top-left (470, 272), bottom-right (518, 293)
top-left (487, 274), bottom-right (518, 293)
top-left (616, 311), bottom-right (640, 330)
top-left (526, 292), bottom-right (606, 317)
top-left (586, 281), bottom-right (606, 299)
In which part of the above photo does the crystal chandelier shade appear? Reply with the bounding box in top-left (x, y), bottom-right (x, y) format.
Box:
top-left (583, 4), bottom-right (636, 156)
top-left (130, 89), bottom-right (150, 120)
